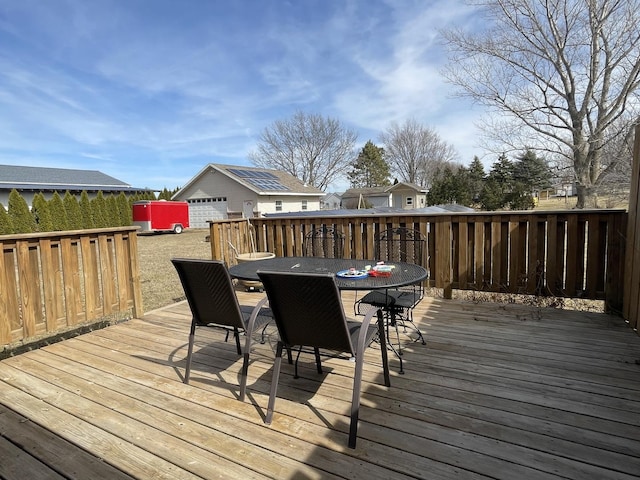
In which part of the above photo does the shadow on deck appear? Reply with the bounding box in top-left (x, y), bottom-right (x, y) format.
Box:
top-left (1, 292), bottom-right (640, 479)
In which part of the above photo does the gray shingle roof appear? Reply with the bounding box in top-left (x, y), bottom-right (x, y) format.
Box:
top-left (0, 164), bottom-right (145, 191)
top-left (213, 164), bottom-right (324, 195)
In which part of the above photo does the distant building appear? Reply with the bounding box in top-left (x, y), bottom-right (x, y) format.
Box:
top-left (321, 192), bottom-right (342, 210)
top-left (173, 163), bottom-right (325, 228)
top-left (0, 164), bottom-right (149, 206)
top-left (340, 182), bottom-right (428, 209)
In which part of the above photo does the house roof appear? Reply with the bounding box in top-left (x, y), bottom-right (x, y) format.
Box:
top-left (341, 186), bottom-right (390, 199)
top-left (0, 164), bottom-right (146, 192)
top-left (179, 163), bottom-right (325, 197)
top-left (341, 182), bottom-right (427, 199)
top-left (387, 181), bottom-right (428, 193)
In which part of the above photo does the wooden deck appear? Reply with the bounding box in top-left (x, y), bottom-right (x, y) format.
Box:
top-left (1, 291), bottom-right (640, 479)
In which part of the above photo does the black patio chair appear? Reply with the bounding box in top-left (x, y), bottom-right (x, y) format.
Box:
top-left (303, 225), bottom-right (345, 258)
top-left (171, 258), bottom-right (272, 401)
top-left (257, 269), bottom-right (390, 449)
top-left (355, 227), bottom-right (427, 373)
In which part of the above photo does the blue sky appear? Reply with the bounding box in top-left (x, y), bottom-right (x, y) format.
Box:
top-left (0, 0), bottom-right (484, 192)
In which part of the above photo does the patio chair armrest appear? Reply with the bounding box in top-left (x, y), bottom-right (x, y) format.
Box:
top-left (246, 295), bottom-right (270, 335)
top-left (355, 307), bottom-right (381, 354)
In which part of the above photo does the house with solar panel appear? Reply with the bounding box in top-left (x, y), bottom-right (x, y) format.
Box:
top-left (0, 164), bottom-right (149, 206)
top-left (172, 163), bottom-right (325, 228)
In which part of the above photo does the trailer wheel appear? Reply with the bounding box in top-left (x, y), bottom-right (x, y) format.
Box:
top-left (173, 224), bottom-right (183, 234)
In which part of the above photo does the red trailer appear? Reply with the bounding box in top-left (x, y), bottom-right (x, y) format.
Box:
top-left (132, 200), bottom-right (189, 234)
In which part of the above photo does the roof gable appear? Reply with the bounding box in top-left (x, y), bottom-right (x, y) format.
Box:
top-left (387, 182), bottom-right (427, 193)
top-left (180, 163), bottom-right (324, 196)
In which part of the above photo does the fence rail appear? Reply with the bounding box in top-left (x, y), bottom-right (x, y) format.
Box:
top-left (210, 209), bottom-right (627, 313)
top-left (0, 227), bottom-right (143, 348)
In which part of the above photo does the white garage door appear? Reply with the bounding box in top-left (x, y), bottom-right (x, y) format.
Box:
top-left (187, 198), bottom-right (227, 228)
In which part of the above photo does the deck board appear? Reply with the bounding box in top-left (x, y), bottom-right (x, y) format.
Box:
top-left (1, 293), bottom-right (640, 479)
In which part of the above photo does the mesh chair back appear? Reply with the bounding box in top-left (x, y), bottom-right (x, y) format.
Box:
top-left (171, 258), bottom-right (245, 330)
top-left (375, 227), bottom-right (426, 266)
top-left (303, 226), bottom-right (345, 258)
top-left (257, 270), bottom-right (355, 354)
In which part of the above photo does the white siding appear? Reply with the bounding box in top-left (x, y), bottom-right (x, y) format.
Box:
top-left (257, 197), bottom-right (321, 214)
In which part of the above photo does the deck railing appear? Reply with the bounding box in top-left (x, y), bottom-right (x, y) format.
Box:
top-left (0, 227), bottom-right (143, 349)
top-left (210, 209), bottom-right (627, 313)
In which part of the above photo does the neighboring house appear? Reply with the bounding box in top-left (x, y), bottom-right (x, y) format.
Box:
top-left (173, 163), bottom-right (325, 228)
top-left (321, 192), bottom-right (342, 210)
top-left (341, 182), bottom-right (428, 210)
top-left (340, 187), bottom-right (391, 209)
top-left (388, 182), bottom-right (428, 209)
top-left (0, 164), bottom-right (149, 206)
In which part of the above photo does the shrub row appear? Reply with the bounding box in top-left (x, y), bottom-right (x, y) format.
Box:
top-left (0, 189), bottom-right (159, 234)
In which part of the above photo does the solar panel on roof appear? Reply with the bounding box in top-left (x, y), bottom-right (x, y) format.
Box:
top-left (228, 168), bottom-right (289, 191)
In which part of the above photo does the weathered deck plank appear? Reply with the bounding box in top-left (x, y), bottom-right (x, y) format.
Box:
top-left (1, 294), bottom-right (640, 479)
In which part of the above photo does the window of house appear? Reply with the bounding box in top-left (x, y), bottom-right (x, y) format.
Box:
top-left (276, 200), bottom-right (282, 211)
top-left (302, 200), bottom-right (308, 210)
top-left (406, 196), bottom-right (414, 206)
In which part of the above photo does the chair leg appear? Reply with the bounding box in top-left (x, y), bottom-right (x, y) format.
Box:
top-left (265, 342), bottom-right (284, 425)
top-left (184, 321), bottom-right (197, 384)
top-left (314, 347), bottom-right (323, 374)
top-left (239, 351), bottom-right (250, 402)
top-left (293, 347), bottom-right (303, 379)
top-left (376, 310), bottom-right (391, 388)
top-left (233, 327), bottom-right (242, 355)
top-left (349, 345), bottom-right (367, 448)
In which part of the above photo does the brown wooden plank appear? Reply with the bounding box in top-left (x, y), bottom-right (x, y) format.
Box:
top-left (98, 234), bottom-right (116, 315)
top-left (474, 220), bottom-right (484, 289)
top-left (508, 221), bottom-right (520, 293)
top-left (0, 242), bottom-right (13, 344)
top-left (113, 233), bottom-right (131, 312)
top-left (623, 125), bottom-right (640, 320)
top-left (39, 238), bottom-right (60, 332)
top-left (81, 236), bottom-right (100, 321)
top-left (126, 232), bottom-right (144, 317)
top-left (435, 216), bottom-right (452, 297)
top-left (457, 219), bottom-right (468, 288)
top-left (16, 240), bottom-right (40, 338)
top-left (60, 237), bottom-right (82, 325)
top-left (0, 404), bottom-right (135, 480)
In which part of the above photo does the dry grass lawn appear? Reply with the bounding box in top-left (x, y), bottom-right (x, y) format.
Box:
top-left (137, 228), bottom-right (212, 313)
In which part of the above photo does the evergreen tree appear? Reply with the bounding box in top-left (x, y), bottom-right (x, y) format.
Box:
top-left (106, 194), bottom-right (120, 226)
top-left (479, 155), bottom-right (514, 211)
top-left (347, 141), bottom-right (391, 188)
top-left (117, 192), bottom-right (132, 226)
top-left (468, 156), bottom-right (486, 204)
top-left (427, 165), bottom-right (473, 206)
top-left (513, 149), bottom-right (552, 193)
top-left (49, 191), bottom-right (68, 231)
top-left (8, 189), bottom-right (36, 233)
top-left (158, 188), bottom-right (174, 200)
top-left (91, 191), bottom-right (108, 228)
top-left (32, 192), bottom-right (53, 232)
top-left (478, 154), bottom-right (536, 211)
top-left (63, 191), bottom-right (82, 230)
top-left (79, 191), bottom-right (94, 229)
top-left (0, 203), bottom-right (13, 234)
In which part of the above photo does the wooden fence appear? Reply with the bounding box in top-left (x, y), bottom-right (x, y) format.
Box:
top-left (210, 209), bottom-right (627, 313)
top-left (0, 227), bottom-right (143, 348)
top-left (623, 125), bottom-right (640, 331)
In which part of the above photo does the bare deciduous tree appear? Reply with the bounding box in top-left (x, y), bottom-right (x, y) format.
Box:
top-left (379, 119), bottom-right (459, 187)
top-left (442, 0), bottom-right (640, 208)
top-left (250, 111), bottom-right (357, 191)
